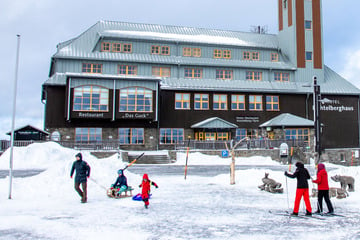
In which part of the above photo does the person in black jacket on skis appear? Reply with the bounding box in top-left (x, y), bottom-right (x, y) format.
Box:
top-left (285, 161), bottom-right (312, 216)
top-left (70, 153), bottom-right (91, 203)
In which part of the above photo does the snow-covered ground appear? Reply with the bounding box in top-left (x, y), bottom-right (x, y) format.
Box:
top-left (1, 142), bottom-right (360, 240)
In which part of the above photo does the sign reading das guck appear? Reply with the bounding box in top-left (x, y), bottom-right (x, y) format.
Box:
top-left (119, 113), bottom-right (152, 119)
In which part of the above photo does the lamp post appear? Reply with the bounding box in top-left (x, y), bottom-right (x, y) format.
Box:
top-left (313, 76), bottom-right (321, 164)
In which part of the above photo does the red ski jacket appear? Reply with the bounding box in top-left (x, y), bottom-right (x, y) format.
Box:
top-left (139, 173), bottom-right (158, 198)
top-left (312, 166), bottom-right (329, 190)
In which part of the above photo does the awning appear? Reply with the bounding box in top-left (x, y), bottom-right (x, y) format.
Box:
top-left (259, 113), bottom-right (314, 128)
top-left (191, 117), bottom-right (238, 129)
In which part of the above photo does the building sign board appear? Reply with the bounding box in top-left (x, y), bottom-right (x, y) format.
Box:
top-left (118, 113), bottom-right (153, 119)
top-left (320, 98), bottom-right (354, 112)
top-left (236, 116), bottom-right (260, 123)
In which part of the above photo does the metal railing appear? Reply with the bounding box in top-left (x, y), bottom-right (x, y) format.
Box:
top-left (0, 139), bottom-right (308, 153)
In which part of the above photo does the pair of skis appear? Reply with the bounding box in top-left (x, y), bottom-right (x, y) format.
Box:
top-left (270, 210), bottom-right (345, 220)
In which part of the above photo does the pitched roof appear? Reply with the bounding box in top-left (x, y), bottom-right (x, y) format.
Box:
top-left (191, 117), bottom-right (238, 129)
top-left (259, 113), bottom-right (314, 128)
top-left (6, 125), bottom-right (49, 135)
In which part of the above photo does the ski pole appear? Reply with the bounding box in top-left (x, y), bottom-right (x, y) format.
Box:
top-left (285, 176), bottom-right (290, 211)
top-left (123, 152), bottom-right (144, 171)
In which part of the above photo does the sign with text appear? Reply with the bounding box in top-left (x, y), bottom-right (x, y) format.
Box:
top-left (118, 112), bottom-right (153, 119)
top-left (236, 116), bottom-right (260, 123)
top-left (320, 98), bottom-right (355, 113)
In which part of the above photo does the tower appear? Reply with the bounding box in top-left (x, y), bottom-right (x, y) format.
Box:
top-left (278, 0), bottom-right (324, 82)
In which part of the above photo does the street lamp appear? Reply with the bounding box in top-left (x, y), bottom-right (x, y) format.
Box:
top-left (303, 76), bottom-right (322, 164)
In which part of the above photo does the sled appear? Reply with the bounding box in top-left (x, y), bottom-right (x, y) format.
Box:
top-left (132, 193), bottom-right (152, 201)
top-left (107, 186), bottom-right (134, 199)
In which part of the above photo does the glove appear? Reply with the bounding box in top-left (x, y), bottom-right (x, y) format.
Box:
top-left (156, 186), bottom-right (159, 189)
top-left (70, 176), bottom-right (73, 179)
top-left (284, 171), bottom-right (287, 176)
top-left (139, 185), bottom-right (141, 188)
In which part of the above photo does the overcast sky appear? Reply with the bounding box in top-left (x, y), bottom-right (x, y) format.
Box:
top-left (1, 0), bottom-right (360, 139)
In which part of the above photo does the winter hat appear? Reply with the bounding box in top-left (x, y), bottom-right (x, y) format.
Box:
top-left (317, 163), bottom-right (325, 171)
top-left (75, 152), bottom-right (82, 160)
top-left (117, 169), bottom-right (123, 175)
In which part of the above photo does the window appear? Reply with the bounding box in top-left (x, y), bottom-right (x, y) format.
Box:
top-left (285, 128), bottom-right (310, 146)
top-left (175, 93), bottom-right (190, 110)
top-left (122, 44), bottom-right (132, 53)
top-left (271, 53), bottom-right (279, 62)
top-left (246, 71), bottom-right (262, 81)
top-left (183, 47), bottom-right (192, 56)
top-left (75, 128), bottom-right (102, 142)
top-left (119, 128), bottom-right (144, 144)
top-left (152, 66), bottom-right (171, 77)
top-left (252, 52), bottom-right (260, 61)
top-left (119, 87), bottom-right (152, 112)
top-left (82, 63), bottom-right (102, 73)
top-left (118, 65), bottom-right (137, 75)
top-left (274, 72), bottom-right (290, 82)
top-left (243, 51), bottom-right (260, 60)
top-left (235, 128), bottom-right (247, 141)
top-left (214, 49), bottom-right (222, 58)
top-left (160, 128), bottom-right (184, 144)
top-left (51, 131), bottom-right (61, 141)
top-left (112, 43), bottom-right (122, 52)
top-left (223, 50), bottom-right (231, 59)
top-left (101, 42), bottom-right (110, 52)
top-left (217, 132), bottom-right (229, 140)
top-left (266, 96), bottom-right (280, 111)
top-left (151, 45), bottom-right (170, 55)
top-left (194, 94), bottom-right (209, 110)
top-left (249, 95), bottom-right (263, 111)
top-left (184, 68), bottom-right (202, 78)
top-left (243, 52), bottom-right (250, 60)
top-left (216, 69), bottom-right (233, 80)
top-left (306, 51), bottom-right (313, 61)
top-left (214, 49), bottom-right (231, 59)
top-left (151, 46), bottom-right (160, 54)
top-left (213, 94), bottom-right (228, 110)
top-left (231, 95), bottom-right (245, 110)
top-left (73, 85), bottom-right (109, 112)
top-left (192, 48), bottom-right (201, 57)
top-left (305, 20), bottom-right (312, 30)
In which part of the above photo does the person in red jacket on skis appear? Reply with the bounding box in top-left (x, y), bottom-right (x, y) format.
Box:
top-left (312, 163), bottom-right (334, 214)
top-left (139, 173), bottom-right (158, 209)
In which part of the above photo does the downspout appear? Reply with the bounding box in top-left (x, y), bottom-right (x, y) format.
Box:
top-left (67, 77), bottom-right (71, 121)
top-left (112, 80), bottom-right (116, 121)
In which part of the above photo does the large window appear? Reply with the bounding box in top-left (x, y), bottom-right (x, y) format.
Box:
top-left (249, 95), bottom-right (263, 111)
top-left (99, 42), bottom-right (132, 53)
top-left (266, 96), bottom-right (280, 111)
top-left (285, 128), bottom-right (310, 146)
top-left (236, 128), bottom-right (258, 140)
top-left (119, 128), bottom-right (144, 144)
top-left (75, 128), bottom-right (102, 142)
top-left (184, 68), bottom-right (202, 78)
top-left (214, 49), bottom-right (231, 59)
top-left (231, 95), bottom-right (245, 110)
top-left (82, 63), bottom-right (102, 73)
top-left (213, 94), bottom-right (227, 110)
top-left (160, 128), bottom-right (184, 144)
top-left (118, 65), bottom-right (137, 75)
top-left (194, 94), bottom-right (209, 110)
top-left (152, 66), bottom-right (171, 77)
top-left (119, 87), bottom-right (152, 112)
top-left (175, 93), bottom-right (190, 110)
top-left (274, 72), bottom-right (290, 82)
top-left (73, 86), bottom-right (109, 111)
top-left (246, 71), bottom-right (262, 81)
top-left (216, 69), bottom-right (233, 80)
top-left (243, 51), bottom-right (260, 60)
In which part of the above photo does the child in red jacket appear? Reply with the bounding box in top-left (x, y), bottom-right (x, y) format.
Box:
top-left (139, 173), bottom-right (158, 209)
top-left (312, 163), bottom-right (334, 214)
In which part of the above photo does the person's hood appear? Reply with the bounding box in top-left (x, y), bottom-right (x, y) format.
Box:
top-left (317, 163), bottom-right (325, 171)
top-left (295, 161), bottom-right (304, 168)
top-left (143, 173), bottom-right (149, 180)
top-left (75, 152), bottom-right (82, 161)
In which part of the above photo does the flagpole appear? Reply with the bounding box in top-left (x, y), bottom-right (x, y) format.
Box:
top-left (9, 34), bottom-right (21, 199)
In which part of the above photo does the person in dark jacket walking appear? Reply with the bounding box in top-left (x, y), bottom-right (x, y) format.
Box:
top-left (312, 163), bottom-right (334, 214)
top-left (285, 161), bottom-right (312, 216)
top-left (111, 169), bottom-right (128, 197)
top-left (70, 153), bottom-right (91, 203)
top-left (139, 173), bottom-right (158, 209)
